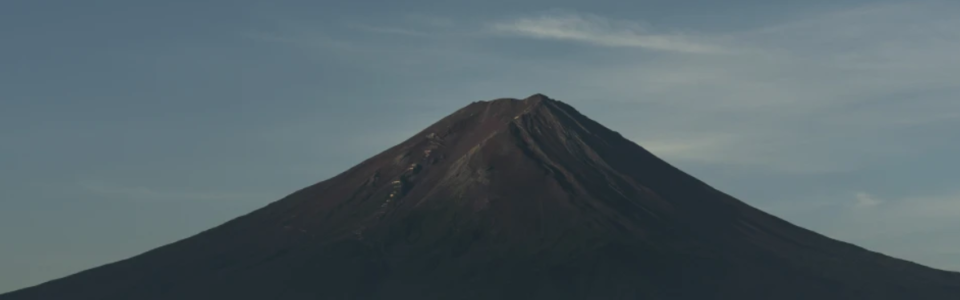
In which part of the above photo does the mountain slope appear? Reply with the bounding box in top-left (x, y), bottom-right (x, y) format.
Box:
top-left (3, 94), bottom-right (959, 300)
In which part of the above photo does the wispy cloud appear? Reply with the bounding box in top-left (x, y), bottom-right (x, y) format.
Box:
top-left (838, 190), bottom-right (960, 240)
top-left (561, 4), bottom-right (960, 173)
top-left (487, 12), bottom-right (730, 54)
top-left (764, 189), bottom-right (960, 270)
top-left (854, 192), bottom-right (883, 208)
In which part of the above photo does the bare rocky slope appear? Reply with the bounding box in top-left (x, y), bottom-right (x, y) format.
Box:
top-left (3, 94), bottom-right (959, 300)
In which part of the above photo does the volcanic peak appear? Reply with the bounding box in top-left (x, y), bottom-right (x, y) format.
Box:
top-left (4, 94), bottom-right (960, 300)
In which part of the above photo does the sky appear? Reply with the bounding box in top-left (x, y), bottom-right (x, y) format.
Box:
top-left (2, 0), bottom-right (960, 293)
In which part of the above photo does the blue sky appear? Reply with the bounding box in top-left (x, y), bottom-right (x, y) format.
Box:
top-left (2, 0), bottom-right (960, 293)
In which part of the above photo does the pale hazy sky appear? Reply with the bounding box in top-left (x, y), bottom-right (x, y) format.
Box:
top-left (2, 0), bottom-right (960, 294)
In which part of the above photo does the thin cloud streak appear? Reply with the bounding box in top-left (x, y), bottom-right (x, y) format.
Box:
top-left (836, 190), bottom-right (960, 241)
top-left (759, 188), bottom-right (960, 271)
top-left (855, 192), bottom-right (883, 208)
top-left (563, 4), bottom-right (960, 173)
top-left (487, 12), bottom-right (730, 54)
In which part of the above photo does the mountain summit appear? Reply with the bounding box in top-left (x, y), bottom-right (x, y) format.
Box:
top-left (4, 95), bottom-right (959, 300)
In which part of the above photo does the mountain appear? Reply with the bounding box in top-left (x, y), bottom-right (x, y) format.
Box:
top-left (3, 94), bottom-right (959, 300)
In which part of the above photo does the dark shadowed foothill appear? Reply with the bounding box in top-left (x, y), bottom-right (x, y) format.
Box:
top-left (3, 94), bottom-right (959, 300)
